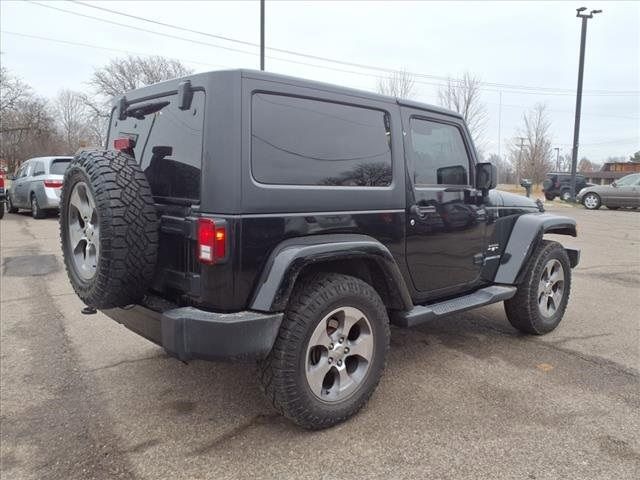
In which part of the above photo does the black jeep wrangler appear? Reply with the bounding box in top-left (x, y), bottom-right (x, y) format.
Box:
top-left (542, 172), bottom-right (590, 201)
top-left (60, 70), bottom-right (579, 429)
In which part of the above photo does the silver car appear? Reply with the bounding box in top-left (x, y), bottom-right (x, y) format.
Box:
top-left (6, 156), bottom-right (72, 219)
top-left (577, 173), bottom-right (640, 210)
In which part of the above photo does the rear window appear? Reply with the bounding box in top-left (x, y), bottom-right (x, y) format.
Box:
top-left (251, 93), bottom-right (392, 187)
top-left (50, 159), bottom-right (70, 175)
top-left (109, 91), bottom-right (205, 202)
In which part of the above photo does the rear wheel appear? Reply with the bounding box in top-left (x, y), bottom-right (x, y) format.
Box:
top-left (544, 193), bottom-right (555, 201)
top-left (582, 192), bottom-right (601, 210)
top-left (504, 240), bottom-right (571, 335)
top-left (259, 273), bottom-right (390, 429)
top-left (31, 194), bottom-right (46, 219)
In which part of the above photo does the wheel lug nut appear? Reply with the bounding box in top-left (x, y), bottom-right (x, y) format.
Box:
top-left (328, 357), bottom-right (333, 364)
top-left (329, 343), bottom-right (334, 349)
top-left (337, 360), bottom-right (343, 366)
top-left (344, 347), bottom-right (350, 353)
top-left (339, 337), bottom-right (344, 343)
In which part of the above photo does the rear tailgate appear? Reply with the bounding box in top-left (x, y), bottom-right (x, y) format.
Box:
top-left (106, 86), bottom-right (206, 302)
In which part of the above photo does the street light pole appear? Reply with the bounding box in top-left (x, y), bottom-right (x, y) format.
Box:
top-left (554, 147), bottom-right (560, 171)
top-left (260, 0), bottom-right (265, 71)
top-left (569, 7), bottom-right (602, 201)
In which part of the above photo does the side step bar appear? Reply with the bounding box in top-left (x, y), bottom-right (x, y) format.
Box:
top-left (393, 285), bottom-right (517, 328)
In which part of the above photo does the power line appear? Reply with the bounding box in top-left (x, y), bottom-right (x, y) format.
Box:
top-left (33, 0), bottom-right (639, 97)
top-left (20, 1), bottom-right (453, 92)
top-left (0, 30), bottom-right (230, 69)
top-left (489, 101), bottom-right (639, 120)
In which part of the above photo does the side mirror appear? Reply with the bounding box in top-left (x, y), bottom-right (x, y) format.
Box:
top-left (611, 181), bottom-right (617, 187)
top-left (476, 162), bottom-right (497, 192)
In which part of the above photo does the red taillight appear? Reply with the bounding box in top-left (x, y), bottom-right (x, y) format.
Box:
top-left (44, 179), bottom-right (63, 188)
top-left (0, 176), bottom-right (4, 188)
top-left (114, 137), bottom-right (135, 151)
top-left (197, 218), bottom-right (227, 264)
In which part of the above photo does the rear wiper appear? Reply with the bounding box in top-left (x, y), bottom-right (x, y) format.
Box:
top-left (125, 100), bottom-right (170, 120)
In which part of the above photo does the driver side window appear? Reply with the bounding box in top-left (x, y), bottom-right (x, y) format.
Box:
top-left (409, 118), bottom-right (470, 186)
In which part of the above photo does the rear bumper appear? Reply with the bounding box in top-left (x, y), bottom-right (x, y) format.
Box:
top-left (102, 301), bottom-right (283, 361)
top-left (38, 186), bottom-right (61, 209)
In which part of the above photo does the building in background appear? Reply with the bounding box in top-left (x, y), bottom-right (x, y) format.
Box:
top-left (583, 161), bottom-right (640, 185)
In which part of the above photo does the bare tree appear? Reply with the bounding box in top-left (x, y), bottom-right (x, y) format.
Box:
top-left (80, 55), bottom-right (194, 144)
top-left (55, 90), bottom-right (93, 151)
top-left (90, 55), bottom-right (194, 98)
top-left (438, 72), bottom-right (487, 151)
top-left (0, 67), bottom-right (31, 117)
top-left (487, 153), bottom-right (516, 184)
top-left (376, 70), bottom-right (416, 99)
top-left (508, 104), bottom-right (553, 183)
top-left (0, 96), bottom-right (63, 172)
top-left (578, 157), bottom-right (596, 172)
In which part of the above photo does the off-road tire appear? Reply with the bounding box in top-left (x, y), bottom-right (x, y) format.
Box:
top-left (31, 194), bottom-right (46, 219)
top-left (259, 273), bottom-right (390, 430)
top-left (7, 194), bottom-right (18, 213)
top-left (504, 240), bottom-right (571, 335)
top-left (0, 201), bottom-right (4, 219)
top-left (544, 193), bottom-right (555, 201)
top-left (60, 150), bottom-right (159, 309)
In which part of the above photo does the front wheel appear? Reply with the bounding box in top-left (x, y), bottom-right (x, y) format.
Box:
top-left (7, 195), bottom-right (18, 213)
top-left (259, 273), bottom-right (390, 429)
top-left (504, 240), bottom-right (571, 335)
top-left (560, 190), bottom-right (572, 202)
top-left (582, 192), bottom-right (601, 210)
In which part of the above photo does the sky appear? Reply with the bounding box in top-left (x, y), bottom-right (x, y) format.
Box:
top-left (1, 0), bottom-right (638, 163)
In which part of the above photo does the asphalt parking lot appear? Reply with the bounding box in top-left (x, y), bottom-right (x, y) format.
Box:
top-left (1, 203), bottom-right (639, 480)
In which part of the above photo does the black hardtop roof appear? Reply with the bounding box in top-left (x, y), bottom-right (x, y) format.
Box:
top-left (118, 68), bottom-right (462, 119)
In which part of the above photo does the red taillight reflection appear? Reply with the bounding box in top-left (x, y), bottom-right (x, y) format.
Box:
top-left (197, 218), bottom-right (226, 264)
top-left (114, 137), bottom-right (135, 151)
top-left (44, 179), bottom-right (63, 188)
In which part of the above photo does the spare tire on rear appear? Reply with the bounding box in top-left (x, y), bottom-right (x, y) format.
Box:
top-left (60, 150), bottom-right (159, 309)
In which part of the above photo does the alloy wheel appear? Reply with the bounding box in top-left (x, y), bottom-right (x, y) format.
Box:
top-left (67, 182), bottom-right (99, 280)
top-left (305, 306), bottom-right (374, 403)
top-left (537, 259), bottom-right (565, 318)
top-left (584, 193), bottom-right (599, 209)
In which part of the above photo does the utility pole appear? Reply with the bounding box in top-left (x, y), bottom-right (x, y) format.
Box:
top-left (497, 90), bottom-right (502, 160)
top-left (569, 7), bottom-right (602, 201)
top-left (554, 147), bottom-right (561, 171)
top-left (260, 0), bottom-right (265, 71)
top-left (516, 137), bottom-right (526, 182)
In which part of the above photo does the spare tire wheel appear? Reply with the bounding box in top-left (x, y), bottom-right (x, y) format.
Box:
top-left (60, 150), bottom-right (159, 309)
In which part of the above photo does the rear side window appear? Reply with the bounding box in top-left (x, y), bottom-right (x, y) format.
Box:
top-left (110, 91), bottom-right (205, 202)
top-left (33, 162), bottom-right (46, 176)
top-left (50, 159), bottom-right (70, 175)
top-left (409, 119), bottom-right (470, 186)
top-left (251, 93), bottom-right (392, 187)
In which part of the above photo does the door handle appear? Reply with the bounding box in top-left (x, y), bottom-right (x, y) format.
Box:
top-left (410, 204), bottom-right (436, 219)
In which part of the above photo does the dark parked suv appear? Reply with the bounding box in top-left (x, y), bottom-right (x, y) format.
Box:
top-left (60, 70), bottom-right (580, 429)
top-left (542, 172), bottom-right (590, 201)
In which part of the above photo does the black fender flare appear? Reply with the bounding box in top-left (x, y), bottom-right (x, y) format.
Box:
top-left (494, 213), bottom-right (579, 285)
top-left (249, 234), bottom-right (413, 313)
